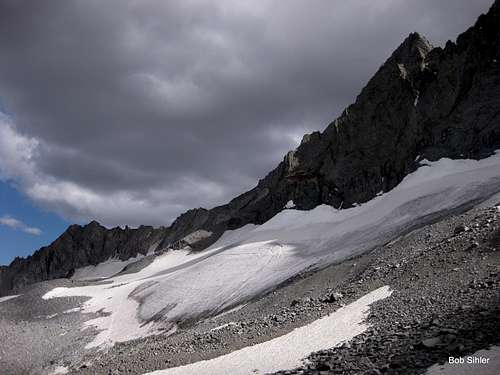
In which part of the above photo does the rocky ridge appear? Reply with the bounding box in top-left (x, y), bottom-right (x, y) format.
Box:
top-left (0, 223), bottom-right (169, 295)
top-left (1, 0), bottom-right (499, 295)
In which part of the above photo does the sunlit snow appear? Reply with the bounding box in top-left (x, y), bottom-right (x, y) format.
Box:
top-left (71, 255), bottom-right (145, 281)
top-left (145, 286), bottom-right (392, 375)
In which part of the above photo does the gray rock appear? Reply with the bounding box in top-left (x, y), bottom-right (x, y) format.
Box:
top-left (321, 292), bottom-right (343, 303)
top-left (469, 241), bottom-right (480, 249)
top-left (454, 225), bottom-right (470, 234)
top-left (0, 222), bottom-right (170, 295)
top-left (422, 336), bottom-right (442, 348)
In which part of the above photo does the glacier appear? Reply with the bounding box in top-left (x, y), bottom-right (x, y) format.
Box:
top-left (43, 151), bottom-right (500, 348)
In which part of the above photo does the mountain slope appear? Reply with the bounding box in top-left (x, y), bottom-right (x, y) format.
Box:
top-left (0, 223), bottom-right (170, 295)
top-left (1, 0), bottom-right (499, 296)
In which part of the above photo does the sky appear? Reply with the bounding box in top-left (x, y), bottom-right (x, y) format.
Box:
top-left (0, 0), bottom-right (493, 265)
top-left (0, 182), bottom-right (69, 264)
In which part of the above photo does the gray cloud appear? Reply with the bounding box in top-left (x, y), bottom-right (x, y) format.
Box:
top-left (0, 214), bottom-right (42, 235)
top-left (0, 0), bottom-right (493, 227)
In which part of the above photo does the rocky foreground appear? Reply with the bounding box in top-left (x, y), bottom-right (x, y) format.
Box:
top-left (60, 204), bottom-right (499, 375)
top-left (274, 206), bottom-right (500, 375)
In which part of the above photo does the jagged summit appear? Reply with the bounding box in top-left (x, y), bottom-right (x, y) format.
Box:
top-left (390, 32), bottom-right (433, 64)
top-left (85, 220), bottom-right (102, 228)
top-left (1, 2), bottom-right (499, 296)
top-left (0, 220), bottom-right (171, 295)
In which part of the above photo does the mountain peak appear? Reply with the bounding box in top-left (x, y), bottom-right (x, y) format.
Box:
top-left (390, 32), bottom-right (433, 65)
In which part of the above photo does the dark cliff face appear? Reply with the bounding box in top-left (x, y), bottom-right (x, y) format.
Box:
top-left (1, 1), bottom-right (499, 295)
top-left (203, 0), bottom-right (499, 227)
top-left (0, 222), bottom-right (170, 295)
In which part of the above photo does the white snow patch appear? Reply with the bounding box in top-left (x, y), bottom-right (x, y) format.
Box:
top-left (43, 248), bottom-right (223, 348)
top-left (147, 242), bottom-right (160, 255)
top-left (0, 294), bottom-right (20, 303)
top-left (35, 312), bottom-right (59, 319)
top-left (211, 304), bottom-right (247, 321)
top-left (179, 229), bottom-right (213, 246)
top-left (51, 366), bottom-right (69, 375)
top-left (63, 307), bottom-right (81, 314)
top-left (43, 152), bottom-right (500, 349)
top-left (146, 286), bottom-right (392, 375)
top-left (425, 346), bottom-right (500, 375)
top-left (71, 255), bottom-right (144, 281)
top-left (284, 200), bottom-right (296, 209)
top-left (210, 322), bottom-right (238, 332)
top-left (414, 90), bottom-right (420, 107)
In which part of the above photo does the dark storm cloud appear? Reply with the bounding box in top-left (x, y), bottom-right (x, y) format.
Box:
top-left (0, 0), bottom-right (493, 226)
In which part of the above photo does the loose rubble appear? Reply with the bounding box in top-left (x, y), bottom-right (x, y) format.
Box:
top-left (273, 206), bottom-right (500, 375)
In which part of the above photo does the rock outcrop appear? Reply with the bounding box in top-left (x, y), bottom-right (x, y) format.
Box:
top-left (1, 0), bottom-right (499, 295)
top-left (0, 222), bottom-right (170, 295)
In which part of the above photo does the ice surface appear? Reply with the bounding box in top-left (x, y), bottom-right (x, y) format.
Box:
top-left (0, 294), bottom-right (20, 304)
top-left (71, 255), bottom-right (145, 281)
top-left (44, 249), bottom-right (217, 348)
top-left (145, 286), bottom-right (392, 375)
top-left (43, 152), bottom-right (500, 348)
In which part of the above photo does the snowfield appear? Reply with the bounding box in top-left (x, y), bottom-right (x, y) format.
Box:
top-left (145, 286), bottom-right (392, 375)
top-left (71, 254), bottom-right (145, 281)
top-left (43, 152), bottom-right (500, 348)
